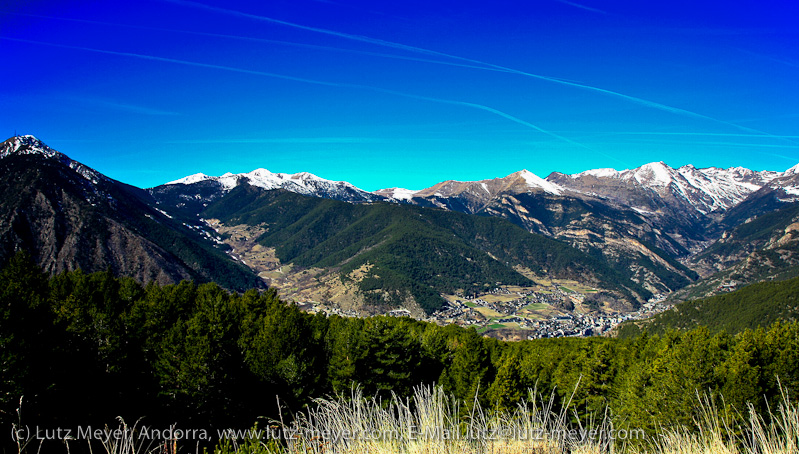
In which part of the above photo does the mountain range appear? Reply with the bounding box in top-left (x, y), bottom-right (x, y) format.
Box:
top-left (3, 134), bottom-right (799, 315)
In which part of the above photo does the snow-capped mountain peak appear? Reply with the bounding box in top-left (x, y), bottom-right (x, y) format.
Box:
top-left (240, 168), bottom-right (359, 191)
top-left (553, 161), bottom-right (790, 216)
top-left (1, 135), bottom-right (104, 184)
top-left (628, 161), bottom-right (676, 187)
top-left (161, 157), bottom-right (799, 216)
top-left (166, 173), bottom-right (212, 185)
top-left (571, 162), bottom-right (681, 186)
top-left (516, 169), bottom-right (564, 195)
top-left (163, 168), bottom-right (375, 202)
top-left (245, 168), bottom-right (273, 178)
top-left (374, 187), bottom-right (419, 201)
top-left (289, 171), bottom-right (321, 181)
top-left (1, 135), bottom-right (59, 159)
top-left (575, 168), bottom-right (621, 178)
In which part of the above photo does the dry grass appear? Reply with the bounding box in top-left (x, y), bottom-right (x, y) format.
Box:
top-left (276, 386), bottom-right (619, 454)
top-left (628, 389), bottom-right (798, 454)
top-left (272, 385), bottom-right (798, 454)
top-left (19, 385), bottom-right (796, 454)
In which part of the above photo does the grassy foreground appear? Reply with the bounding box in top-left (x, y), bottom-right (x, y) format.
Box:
top-left (23, 385), bottom-right (795, 454)
top-left (269, 387), bottom-right (798, 454)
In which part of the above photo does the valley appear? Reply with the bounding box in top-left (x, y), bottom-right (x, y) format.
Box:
top-left (174, 155), bottom-right (799, 339)
top-left (3, 135), bottom-right (799, 341)
top-left (209, 219), bottom-right (668, 339)
top-left (7, 2), bottom-right (799, 451)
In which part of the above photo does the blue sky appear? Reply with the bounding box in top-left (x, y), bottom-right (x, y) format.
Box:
top-left (2, 0), bottom-right (798, 191)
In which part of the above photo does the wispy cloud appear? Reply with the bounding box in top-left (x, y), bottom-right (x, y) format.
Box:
top-left (599, 132), bottom-right (799, 139)
top-left (2, 37), bottom-right (589, 150)
top-left (7, 4), bottom-right (792, 146)
top-left (68, 97), bottom-right (180, 116)
top-left (160, 0), bottom-right (792, 143)
top-left (162, 0), bottom-right (457, 61)
top-left (614, 139), bottom-right (799, 149)
top-left (1, 11), bottom-right (498, 73)
top-left (736, 48), bottom-right (799, 69)
top-left (552, 0), bottom-right (607, 14)
top-left (0, 37), bottom-right (345, 86)
top-left (167, 137), bottom-right (384, 144)
top-left (21, 4), bottom-right (785, 145)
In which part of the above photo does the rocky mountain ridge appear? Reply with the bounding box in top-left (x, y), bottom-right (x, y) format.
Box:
top-left (0, 135), bottom-right (263, 290)
top-left (141, 142), bottom-right (799, 300)
top-left (6, 134), bottom-right (799, 311)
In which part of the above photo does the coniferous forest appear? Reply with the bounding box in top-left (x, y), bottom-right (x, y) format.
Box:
top-left (2, 251), bottom-right (799, 452)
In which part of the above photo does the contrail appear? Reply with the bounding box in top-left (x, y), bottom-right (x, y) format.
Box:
top-left (0, 11), bottom-right (508, 73)
top-left (163, 0), bottom-right (463, 62)
top-left (1, 36), bottom-right (590, 150)
top-left (736, 48), bottom-right (799, 69)
top-left (72, 98), bottom-right (181, 116)
top-left (598, 132), bottom-right (799, 139)
top-left (168, 137), bottom-right (385, 144)
top-left (607, 140), bottom-right (799, 149)
top-left (362, 87), bottom-right (595, 151)
top-left (552, 0), bottom-right (607, 14)
top-left (0, 37), bottom-right (347, 86)
top-left (163, 0), bottom-right (795, 143)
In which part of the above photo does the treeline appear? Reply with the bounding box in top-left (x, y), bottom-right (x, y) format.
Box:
top-left (1, 253), bottom-right (798, 448)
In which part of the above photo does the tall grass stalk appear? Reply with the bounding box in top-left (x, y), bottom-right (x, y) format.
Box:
top-left (21, 385), bottom-right (796, 453)
top-left (273, 385), bottom-right (798, 454)
top-left (629, 389), bottom-right (798, 454)
top-left (279, 385), bottom-right (615, 454)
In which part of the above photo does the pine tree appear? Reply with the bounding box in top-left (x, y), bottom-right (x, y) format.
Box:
top-left (0, 251), bottom-right (50, 422)
top-left (487, 352), bottom-right (523, 411)
top-left (440, 329), bottom-right (492, 410)
top-left (358, 317), bottom-right (422, 398)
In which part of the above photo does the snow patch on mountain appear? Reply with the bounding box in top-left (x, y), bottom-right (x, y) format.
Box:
top-left (375, 187), bottom-right (419, 201)
top-left (575, 168), bottom-right (621, 178)
top-left (517, 170), bottom-right (564, 195)
top-left (784, 163), bottom-right (799, 176)
top-left (165, 167), bottom-right (375, 201)
top-left (167, 173), bottom-right (212, 185)
top-left (675, 166), bottom-right (764, 212)
top-left (629, 162), bottom-right (675, 187)
top-left (1, 135), bottom-right (105, 184)
top-left (558, 161), bottom-right (794, 215)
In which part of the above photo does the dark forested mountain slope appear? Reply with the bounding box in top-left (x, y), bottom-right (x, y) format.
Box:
top-left (395, 171), bottom-right (699, 295)
top-left (7, 134), bottom-right (799, 318)
top-left (617, 275), bottom-right (799, 337)
top-left (0, 136), bottom-right (262, 290)
top-left (202, 184), bottom-right (650, 313)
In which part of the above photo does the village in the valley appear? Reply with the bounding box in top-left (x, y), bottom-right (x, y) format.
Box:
top-left (305, 278), bottom-right (670, 340)
top-left (428, 284), bottom-right (668, 339)
top-left (210, 221), bottom-right (669, 339)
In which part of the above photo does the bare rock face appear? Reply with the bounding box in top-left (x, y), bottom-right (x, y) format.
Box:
top-left (0, 136), bottom-right (261, 290)
top-left (669, 203), bottom-right (799, 301)
top-left (6, 134), bottom-right (798, 309)
top-left (549, 162), bottom-right (780, 215)
top-left (370, 162), bottom-right (799, 296)
top-left (390, 169), bottom-right (699, 294)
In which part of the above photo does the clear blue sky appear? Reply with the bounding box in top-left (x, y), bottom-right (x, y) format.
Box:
top-left (2, 0), bottom-right (798, 191)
